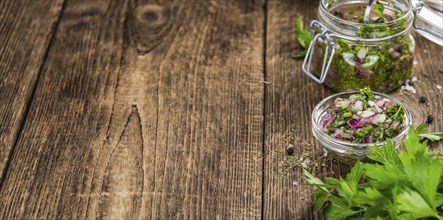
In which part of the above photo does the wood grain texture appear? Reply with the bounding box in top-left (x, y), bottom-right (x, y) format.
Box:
top-left (1, 0), bottom-right (441, 219)
top-left (264, 0), bottom-right (443, 219)
top-left (0, 0), bottom-right (63, 183)
top-left (264, 1), bottom-right (331, 219)
top-left (387, 34), bottom-right (443, 154)
top-left (0, 0), bottom-right (265, 219)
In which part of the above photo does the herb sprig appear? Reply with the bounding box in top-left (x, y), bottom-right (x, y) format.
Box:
top-left (292, 16), bottom-right (312, 60)
top-left (416, 124), bottom-right (443, 142)
top-left (305, 125), bottom-right (443, 219)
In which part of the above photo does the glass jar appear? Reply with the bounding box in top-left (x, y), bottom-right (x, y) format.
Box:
top-left (302, 0), bottom-right (443, 92)
top-left (311, 91), bottom-right (413, 163)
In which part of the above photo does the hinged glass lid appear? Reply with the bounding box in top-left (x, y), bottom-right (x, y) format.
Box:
top-left (412, 0), bottom-right (443, 45)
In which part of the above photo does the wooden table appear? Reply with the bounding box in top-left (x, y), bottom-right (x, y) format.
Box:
top-left (0, 0), bottom-right (442, 219)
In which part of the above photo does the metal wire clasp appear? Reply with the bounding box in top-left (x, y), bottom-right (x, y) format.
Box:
top-left (302, 20), bottom-right (336, 84)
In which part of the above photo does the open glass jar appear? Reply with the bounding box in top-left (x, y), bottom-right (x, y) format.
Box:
top-left (302, 0), bottom-right (443, 92)
top-left (312, 91), bottom-right (413, 163)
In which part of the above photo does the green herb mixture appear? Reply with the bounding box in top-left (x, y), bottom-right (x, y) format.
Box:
top-left (295, 1), bottom-right (414, 92)
top-left (322, 87), bottom-right (404, 143)
top-left (305, 125), bottom-right (443, 219)
top-left (324, 2), bottom-right (413, 92)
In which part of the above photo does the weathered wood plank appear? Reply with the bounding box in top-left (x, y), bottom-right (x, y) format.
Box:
top-left (264, 0), bottom-right (443, 219)
top-left (0, 0), bottom-right (64, 183)
top-left (0, 0), bottom-right (265, 219)
top-left (396, 35), bottom-right (443, 148)
top-left (264, 1), bottom-right (329, 219)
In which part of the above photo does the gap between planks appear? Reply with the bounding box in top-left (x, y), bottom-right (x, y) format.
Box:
top-left (261, 0), bottom-right (268, 220)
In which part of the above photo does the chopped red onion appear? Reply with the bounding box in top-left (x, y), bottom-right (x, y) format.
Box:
top-left (335, 98), bottom-right (351, 108)
top-left (375, 100), bottom-right (386, 108)
top-left (354, 117), bottom-right (371, 128)
top-left (322, 113), bottom-right (335, 129)
top-left (369, 100), bottom-right (383, 112)
top-left (363, 136), bottom-right (374, 143)
top-left (347, 119), bottom-right (358, 128)
top-left (358, 109), bottom-right (376, 118)
top-left (351, 101), bottom-right (363, 112)
top-left (357, 48), bottom-right (368, 60)
top-left (347, 117), bottom-right (372, 129)
top-left (332, 129), bottom-right (352, 139)
top-left (371, 114), bottom-right (386, 124)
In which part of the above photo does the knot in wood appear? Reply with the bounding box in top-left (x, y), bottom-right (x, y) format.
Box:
top-left (142, 11), bottom-right (158, 22)
top-left (136, 5), bottom-right (168, 26)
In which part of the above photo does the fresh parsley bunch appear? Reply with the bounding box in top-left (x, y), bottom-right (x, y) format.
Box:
top-left (305, 125), bottom-right (443, 219)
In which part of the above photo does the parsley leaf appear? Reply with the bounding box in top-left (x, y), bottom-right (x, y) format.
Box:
top-left (304, 125), bottom-right (443, 219)
top-left (396, 190), bottom-right (440, 219)
top-left (324, 200), bottom-right (357, 220)
top-left (295, 16), bottom-right (311, 49)
top-left (373, 2), bottom-right (385, 19)
top-left (303, 169), bottom-right (328, 191)
top-left (415, 123), bottom-right (443, 141)
top-left (293, 16), bottom-right (312, 60)
top-left (291, 50), bottom-right (307, 59)
top-left (349, 87), bottom-right (375, 101)
top-left (420, 132), bottom-right (443, 142)
top-left (366, 139), bottom-right (400, 165)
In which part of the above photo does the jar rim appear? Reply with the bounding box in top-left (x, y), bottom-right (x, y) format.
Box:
top-left (312, 90), bottom-right (412, 149)
top-left (318, 0), bottom-right (414, 40)
top-left (320, 0), bottom-right (413, 27)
